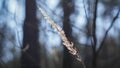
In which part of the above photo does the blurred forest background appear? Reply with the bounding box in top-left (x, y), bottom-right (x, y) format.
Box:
top-left (0, 0), bottom-right (120, 68)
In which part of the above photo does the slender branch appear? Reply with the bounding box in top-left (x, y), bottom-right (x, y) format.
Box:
top-left (82, 0), bottom-right (90, 35)
top-left (82, 0), bottom-right (88, 23)
top-left (71, 23), bottom-right (87, 34)
top-left (92, 0), bottom-right (98, 50)
top-left (97, 8), bottom-right (120, 54)
top-left (83, 0), bottom-right (94, 47)
top-left (37, 6), bottom-right (86, 68)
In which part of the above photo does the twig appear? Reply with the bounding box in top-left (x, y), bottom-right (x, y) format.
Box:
top-left (82, 0), bottom-right (88, 22)
top-left (92, 0), bottom-right (98, 51)
top-left (37, 6), bottom-right (86, 68)
top-left (97, 8), bottom-right (120, 54)
top-left (71, 23), bottom-right (87, 34)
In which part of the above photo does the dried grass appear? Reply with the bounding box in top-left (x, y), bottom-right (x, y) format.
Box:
top-left (37, 6), bottom-right (86, 68)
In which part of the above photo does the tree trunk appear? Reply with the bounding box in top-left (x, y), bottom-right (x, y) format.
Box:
top-left (92, 50), bottom-right (97, 68)
top-left (21, 0), bottom-right (40, 68)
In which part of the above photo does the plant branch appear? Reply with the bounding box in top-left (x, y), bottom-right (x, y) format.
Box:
top-left (37, 6), bottom-right (86, 68)
top-left (97, 8), bottom-right (120, 54)
top-left (82, 0), bottom-right (88, 23)
top-left (92, 0), bottom-right (98, 51)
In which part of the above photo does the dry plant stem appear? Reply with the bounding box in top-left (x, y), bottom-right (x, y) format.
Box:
top-left (37, 6), bottom-right (86, 68)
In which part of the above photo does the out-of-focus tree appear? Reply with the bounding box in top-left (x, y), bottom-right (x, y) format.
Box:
top-left (21, 0), bottom-right (41, 68)
top-left (60, 0), bottom-right (75, 68)
top-left (83, 0), bottom-right (120, 68)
